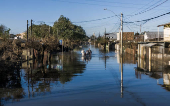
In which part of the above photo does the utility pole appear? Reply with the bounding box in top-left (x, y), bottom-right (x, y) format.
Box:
top-left (158, 27), bottom-right (159, 42)
top-left (31, 19), bottom-right (32, 41)
top-left (120, 13), bottom-right (123, 98)
top-left (140, 24), bottom-right (141, 34)
top-left (121, 13), bottom-right (123, 55)
top-left (27, 20), bottom-right (28, 41)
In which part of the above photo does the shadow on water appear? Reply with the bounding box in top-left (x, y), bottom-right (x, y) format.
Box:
top-left (0, 49), bottom-right (86, 106)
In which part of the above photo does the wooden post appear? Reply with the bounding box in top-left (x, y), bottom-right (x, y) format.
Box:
top-left (158, 27), bottom-right (159, 41)
top-left (31, 19), bottom-right (32, 40)
top-left (27, 20), bottom-right (28, 41)
top-left (149, 47), bottom-right (152, 72)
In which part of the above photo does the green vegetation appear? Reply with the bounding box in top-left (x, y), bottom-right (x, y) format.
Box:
top-left (0, 25), bottom-right (10, 40)
top-left (29, 23), bottom-right (53, 39)
top-left (95, 35), bottom-right (109, 44)
top-left (25, 15), bottom-right (88, 42)
top-left (53, 15), bottom-right (87, 41)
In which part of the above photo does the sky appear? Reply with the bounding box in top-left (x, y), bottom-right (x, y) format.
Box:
top-left (0, 0), bottom-right (170, 36)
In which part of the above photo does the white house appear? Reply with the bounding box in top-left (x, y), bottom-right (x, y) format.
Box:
top-left (106, 33), bottom-right (117, 41)
top-left (144, 32), bottom-right (163, 42)
top-left (14, 36), bottom-right (21, 39)
top-left (117, 32), bottom-right (120, 41)
top-left (158, 23), bottom-right (170, 41)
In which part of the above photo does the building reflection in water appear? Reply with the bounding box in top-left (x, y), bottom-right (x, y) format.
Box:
top-left (0, 49), bottom-right (86, 106)
top-left (116, 51), bottom-right (136, 65)
top-left (136, 43), bottom-right (170, 91)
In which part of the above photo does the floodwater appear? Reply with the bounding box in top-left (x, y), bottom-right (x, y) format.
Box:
top-left (1, 45), bottom-right (170, 106)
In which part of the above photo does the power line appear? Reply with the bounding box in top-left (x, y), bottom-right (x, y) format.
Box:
top-left (72, 16), bottom-right (116, 23)
top-left (84, 22), bottom-right (120, 29)
top-left (126, 0), bottom-right (168, 18)
top-left (136, 7), bottom-right (170, 21)
top-left (134, 0), bottom-right (168, 16)
top-left (55, 0), bottom-right (150, 9)
top-left (108, 24), bottom-right (121, 33)
top-left (85, 0), bottom-right (147, 5)
top-left (124, 11), bottom-right (170, 23)
top-left (125, 25), bottom-right (135, 32)
top-left (127, 0), bottom-right (156, 15)
top-left (30, 15), bottom-right (117, 25)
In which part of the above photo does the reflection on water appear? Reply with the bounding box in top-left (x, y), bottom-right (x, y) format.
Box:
top-left (0, 49), bottom-right (86, 106)
top-left (2, 45), bottom-right (170, 106)
top-left (81, 55), bottom-right (92, 63)
top-left (136, 55), bottom-right (170, 92)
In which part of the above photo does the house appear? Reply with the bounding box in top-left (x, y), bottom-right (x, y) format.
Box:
top-left (138, 42), bottom-right (165, 72)
top-left (144, 32), bottom-right (163, 42)
top-left (158, 23), bottom-right (170, 41)
top-left (14, 36), bottom-right (21, 39)
top-left (117, 32), bottom-right (134, 42)
top-left (19, 32), bottom-right (25, 39)
top-left (9, 34), bottom-right (15, 38)
top-left (135, 34), bottom-right (144, 42)
top-left (105, 33), bottom-right (117, 41)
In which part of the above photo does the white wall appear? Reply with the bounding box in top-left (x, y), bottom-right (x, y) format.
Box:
top-left (164, 28), bottom-right (170, 41)
top-left (117, 32), bottom-right (120, 40)
top-left (144, 33), bottom-right (148, 42)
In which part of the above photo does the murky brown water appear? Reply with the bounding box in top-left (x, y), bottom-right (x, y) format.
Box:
top-left (1, 45), bottom-right (170, 106)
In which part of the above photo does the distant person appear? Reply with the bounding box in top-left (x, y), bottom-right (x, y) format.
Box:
top-left (86, 50), bottom-right (89, 56)
top-left (88, 48), bottom-right (92, 56)
top-left (81, 49), bottom-right (85, 56)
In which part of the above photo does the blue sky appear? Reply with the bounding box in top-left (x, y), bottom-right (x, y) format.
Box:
top-left (0, 0), bottom-right (170, 36)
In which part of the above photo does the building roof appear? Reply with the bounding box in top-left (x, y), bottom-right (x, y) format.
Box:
top-left (145, 32), bottom-right (163, 39)
top-left (105, 33), bottom-right (117, 39)
top-left (157, 22), bottom-right (170, 27)
top-left (141, 43), bottom-right (164, 47)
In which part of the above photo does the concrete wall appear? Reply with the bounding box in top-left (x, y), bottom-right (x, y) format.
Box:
top-left (164, 27), bottom-right (170, 41)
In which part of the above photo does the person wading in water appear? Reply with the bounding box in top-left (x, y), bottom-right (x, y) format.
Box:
top-left (81, 49), bottom-right (85, 56)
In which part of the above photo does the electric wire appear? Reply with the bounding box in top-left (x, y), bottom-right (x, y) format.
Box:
top-left (124, 11), bottom-right (170, 23)
top-left (72, 16), bottom-right (116, 23)
top-left (85, 0), bottom-right (148, 5)
top-left (56, 0), bottom-right (148, 8)
top-left (125, 0), bottom-right (168, 20)
top-left (133, 0), bottom-right (167, 16)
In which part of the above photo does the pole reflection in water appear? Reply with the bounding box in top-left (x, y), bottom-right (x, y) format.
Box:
top-left (120, 51), bottom-right (123, 98)
top-left (120, 53), bottom-right (123, 98)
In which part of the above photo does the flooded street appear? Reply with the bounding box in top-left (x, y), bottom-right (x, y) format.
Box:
top-left (1, 45), bottom-right (170, 106)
